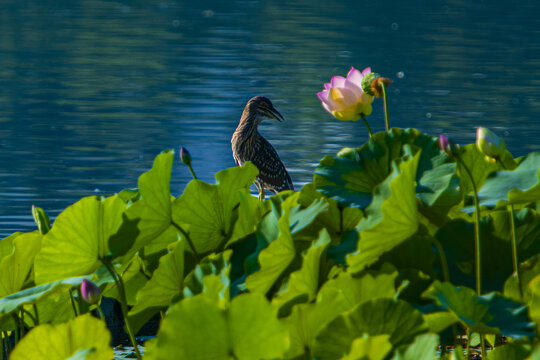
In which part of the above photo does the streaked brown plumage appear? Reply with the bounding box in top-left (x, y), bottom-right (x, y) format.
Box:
top-left (231, 96), bottom-right (294, 199)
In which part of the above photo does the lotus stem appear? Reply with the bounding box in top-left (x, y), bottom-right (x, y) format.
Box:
top-left (102, 260), bottom-right (142, 360)
top-left (97, 305), bottom-right (106, 320)
top-left (360, 114), bottom-right (373, 138)
top-left (456, 154), bottom-right (486, 357)
top-left (509, 205), bottom-right (523, 300)
top-left (380, 81), bottom-right (390, 131)
top-left (69, 289), bottom-right (79, 317)
top-left (187, 164), bottom-right (198, 180)
top-left (465, 330), bottom-right (471, 359)
top-left (172, 221), bottom-right (200, 262)
top-left (33, 304), bottom-right (39, 326)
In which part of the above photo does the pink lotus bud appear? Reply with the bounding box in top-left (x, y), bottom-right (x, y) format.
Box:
top-left (179, 146), bottom-right (192, 166)
top-left (81, 279), bottom-right (101, 305)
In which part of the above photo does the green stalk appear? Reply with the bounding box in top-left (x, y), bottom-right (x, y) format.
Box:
top-left (480, 336), bottom-right (487, 359)
top-left (360, 114), bottom-right (373, 138)
top-left (380, 81), bottom-right (390, 131)
top-left (431, 238), bottom-right (450, 284)
top-left (172, 221), bottom-right (200, 262)
top-left (69, 289), bottom-right (79, 317)
top-left (509, 204), bottom-right (523, 300)
top-left (97, 305), bottom-right (106, 320)
top-left (102, 261), bottom-right (142, 360)
top-left (33, 304), bottom-right (39, 326)
top-left (187, 164), bottom-right (198, 180)
top-left (456, 154), bottom-right (486, 357)
top-left (456, 155), bottom-right (482, 295)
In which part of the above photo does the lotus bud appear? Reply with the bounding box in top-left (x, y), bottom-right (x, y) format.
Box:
top-left (179, 146), bottom-right (192, 166)
top-left (439, 135), bottom-right (460, 158)
top-left (361, 72), bottom-right (380, 96)
top-left (81, 279), bottom-right (101, 305)
top-left (476, 127), bottom-right (506, 160)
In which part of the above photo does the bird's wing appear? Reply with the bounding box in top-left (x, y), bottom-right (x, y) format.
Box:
top-left (250, 136), bottom-right (294, 192)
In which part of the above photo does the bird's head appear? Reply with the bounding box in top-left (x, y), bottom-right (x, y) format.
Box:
top-left (244, 96), bottom-right (284, 124)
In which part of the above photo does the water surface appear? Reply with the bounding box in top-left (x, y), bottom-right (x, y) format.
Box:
top-left (1, 0), bottom-right (539, 236)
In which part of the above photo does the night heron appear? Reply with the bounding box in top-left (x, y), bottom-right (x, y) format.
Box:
top-left (231, 96), bottom-right (294, 200)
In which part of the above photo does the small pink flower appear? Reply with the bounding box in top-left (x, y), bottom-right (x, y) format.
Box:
top-left (317, 67), bottom-right (374, 121)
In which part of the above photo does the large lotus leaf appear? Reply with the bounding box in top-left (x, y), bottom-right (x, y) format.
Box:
top-left (320, 265), bottom-right (398, 307)
top-left (313, 298), bottom-right (427, 360)
top-left (486, 343), bottom-right (531, 360)
top-left (0, 232), bottom-right (20, 260)
top-left (341, 335), bottom-right (392, 360)
top-left (505, 254), bottom-right (540, 303)
top-left (140, 225), bottom-right (181, 274)
top-left (0, 276), bottom-right (87, 316)
top-left (172, 163), bottom-right (259, 253)
top-left (392, 333), bottom-right (439, 360)
top-left (529, 276), bottom-right (540, 334)
top-left (478, 152), bottom-right (540, 207)
top-left (438, 209), bottom-right (540, 292)
top-left (128, 240), bottom-right (185, 333)
top-left (314, 128), bottom-right (441, 208)
top-left (9, 313), bottom-right (113, 360)
top-left (0, 231), bottom-right (42, 297)
top-left (34, 196), bottom-right (127, 284)
top-left (284, 287), bottom-right (350, 358)
top-left (154, 294), bottom-right (287, 360)
top-left (295, 183), bottom-right (364, 246)
top-left (347, 148), bottom-right (420, 273)
top-left (183, 250), bottom-right (232, 301)
top-left (272, 229), bottom-right (331, 314)
top-left (417, 160), bottom-right (461, 219)
top-left (424, 281), bottom-right (534, 339)
top-left (226, 190), bottom-right (270, 248)
top-left (122, 150), bottom-right (175, 261)
top-left (244, 198), bottom-right (298, 295)
top-left (457, 144), bottom-right (502, 197)
top-left (284, 267), bottom-right (397, 359)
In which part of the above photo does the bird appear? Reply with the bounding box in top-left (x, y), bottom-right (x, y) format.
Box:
top-left (231, 96), bottom-right (294, 200)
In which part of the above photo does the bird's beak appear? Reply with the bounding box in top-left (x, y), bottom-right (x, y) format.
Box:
top-left (268, 106), bottom-right (284, 122)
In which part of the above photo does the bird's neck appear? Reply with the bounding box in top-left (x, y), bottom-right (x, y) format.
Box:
top-left (234, 114), bottom-right (259, 139)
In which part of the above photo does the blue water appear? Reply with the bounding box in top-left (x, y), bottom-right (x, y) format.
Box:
top-left (1, 1), bottom-right (539, 236)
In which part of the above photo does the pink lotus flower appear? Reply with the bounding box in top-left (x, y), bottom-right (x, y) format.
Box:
top-left (81, 279), bottom-right (101, 305)
top-left (317, 67), bottom-right (374, 121)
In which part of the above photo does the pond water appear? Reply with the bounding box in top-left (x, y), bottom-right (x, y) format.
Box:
top-left (1, 0), bottom-right (539, 236)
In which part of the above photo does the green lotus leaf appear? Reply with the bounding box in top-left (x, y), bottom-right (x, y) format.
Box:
top-left (528, 275), bottom-right (540, 334)
top-left (392, 333), bottom-right (439, 360)
top-left (505, 254), bottom-right (540, 303)
top-left (423, 311), bottom-right (457, 334)
top-left (9, 313), bottom-right (113, 360)
top-left (341, 335), bottom-right (392, 360)
top-left (456, 144), bottom-right (502, 197)
top-left (171, 162), bottom-right (259, 253)
top-left (285, 267), bottom-right (397, 358)
top-left (34, 195), bottom-right (127, 284)
top-left (478, 152), bottom-right (540, 207)
top-left (486, 343), bottom-right (531, 360)
top-left (0, 232), bottom-right (19, 260)
top-left (226, 190), bottom-right (270, 248)
top-left (347, 148), bottom-right (420, 273)
top-left (272, 228), bottom-right (331, 314)
top-left (0, 277), bottom-right (87, 316)
top-left (0, 231), bottom-right (42, 297)
top-left (313, 298), bottom-right (426, 360)
top-left (183, 250), bottom-right (232, 303)
top-left (128, 240), bottom-right (184, 333)
top-left (244, 200), bottom-right (296, 295)
top-left (153, 293), bottom-right (287, 360)
top-left (314, 128), bottom-right (453, 209)
top-left (438, 208), bottom-right (540, 292)
top-left (424, 281), bottom-right (534, 339)
top-left (122, 150), bottom-right (175, 261)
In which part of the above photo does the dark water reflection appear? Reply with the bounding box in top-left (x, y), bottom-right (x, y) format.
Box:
top-left (1, 0), bottom-right (539, 236)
